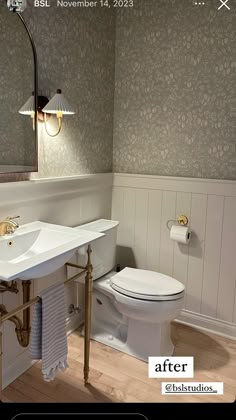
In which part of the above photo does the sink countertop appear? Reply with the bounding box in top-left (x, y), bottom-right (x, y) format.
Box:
top-left (0, 221), bottom-right (104, 281)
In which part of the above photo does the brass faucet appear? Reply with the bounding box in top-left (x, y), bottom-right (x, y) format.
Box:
top-left (0, 216), bottom-right (20, 236)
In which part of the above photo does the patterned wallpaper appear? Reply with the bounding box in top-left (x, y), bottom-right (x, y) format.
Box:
top-left (0, 3), bottom-right (34, 167)
top-left (113, 0), bottom-right (236, 180)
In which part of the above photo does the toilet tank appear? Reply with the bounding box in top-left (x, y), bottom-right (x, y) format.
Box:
top-left (76, 219), bottom-right (119, 281)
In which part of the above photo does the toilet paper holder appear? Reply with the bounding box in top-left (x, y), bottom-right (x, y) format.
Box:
top-left (166, 214), bottom-right (189, 230)
top-left (177, 215), bottom-right (188, 226)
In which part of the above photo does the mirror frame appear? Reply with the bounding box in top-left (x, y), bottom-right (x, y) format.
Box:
top-left (0, 11), bottom-right (38, 175)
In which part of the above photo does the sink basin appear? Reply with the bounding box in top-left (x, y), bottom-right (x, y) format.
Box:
top-left (0, 221), bottom-right (104, 281)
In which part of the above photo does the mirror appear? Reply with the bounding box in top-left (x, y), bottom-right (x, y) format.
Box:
top-left (0, 2), bottom-right (38, 174)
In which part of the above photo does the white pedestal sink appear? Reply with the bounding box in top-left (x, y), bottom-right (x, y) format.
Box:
top-left (0, 221), bottom-right (104, 281)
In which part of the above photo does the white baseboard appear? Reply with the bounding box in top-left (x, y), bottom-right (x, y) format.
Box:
top-left (65, 313), bottom-right (83, 336)
top-left (176, 309), bottom-right (236, 341)
top-left (2, 351), bottom-right (34, 390)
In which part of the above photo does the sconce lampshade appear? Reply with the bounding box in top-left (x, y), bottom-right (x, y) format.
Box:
top-left (18, 92), bottom-right (35, 115)
top-left (42, 89), bottom-right (75, 115)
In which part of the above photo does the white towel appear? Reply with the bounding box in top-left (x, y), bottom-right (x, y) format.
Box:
top-left (30, 282), bottom-right (68, 382)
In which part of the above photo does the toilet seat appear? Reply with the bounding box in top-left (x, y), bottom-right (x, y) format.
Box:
top-left (111, 267), bottom-right (185, 301)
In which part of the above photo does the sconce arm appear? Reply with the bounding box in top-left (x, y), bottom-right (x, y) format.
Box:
top-left (43, 113), bottom-right (62, 137)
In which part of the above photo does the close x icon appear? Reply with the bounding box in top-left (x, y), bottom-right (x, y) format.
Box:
top-left (218, 0), bottom-right (231, 10)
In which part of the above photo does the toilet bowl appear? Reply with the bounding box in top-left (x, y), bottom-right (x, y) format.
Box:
top-left (76, 219), bottom-right (185, 362)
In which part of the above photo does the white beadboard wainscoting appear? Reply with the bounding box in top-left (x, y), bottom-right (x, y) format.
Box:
top-left (112, 173), bottom-right (236, 340)
top-left (0, 173), bottom-right (112, 388)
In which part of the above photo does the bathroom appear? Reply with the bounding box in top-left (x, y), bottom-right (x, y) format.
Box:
top-left (0, 0), bottom-right (235, 414)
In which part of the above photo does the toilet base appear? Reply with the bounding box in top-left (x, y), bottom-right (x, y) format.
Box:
top-left (85, 296), bottom-right (175, 362)
top-left (126, 319), bottom-right (174, 361)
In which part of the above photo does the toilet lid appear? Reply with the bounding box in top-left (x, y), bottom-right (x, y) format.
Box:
top-left (111, 268), bottom-right (185, 301)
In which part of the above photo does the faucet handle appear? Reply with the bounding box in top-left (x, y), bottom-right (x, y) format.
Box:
top-left (6, 216), bottom-right (20, 221)
top-left (6, 225), bottom-right (15, 234)
top-left (6, 216), bottom-right (20, 228)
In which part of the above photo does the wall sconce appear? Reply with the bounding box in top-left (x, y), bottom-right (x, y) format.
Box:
top-left (42, 89), bottom-right (75, 137)
top-left (19, 89), bottom-right (75, 137)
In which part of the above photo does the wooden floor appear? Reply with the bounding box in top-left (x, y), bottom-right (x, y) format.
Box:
top-left (3, 322), bottom-right (236, 403)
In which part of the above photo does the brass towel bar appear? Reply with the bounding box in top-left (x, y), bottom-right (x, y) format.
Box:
top-left (0, 245), bottom-right (93, 401)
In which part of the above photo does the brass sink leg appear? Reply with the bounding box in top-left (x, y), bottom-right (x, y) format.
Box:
top-left (21, 280), bottom-right (31, 347)
top-left (84, 244), bottom-right (93, 385)
top-left (0, 330), bottom-right (2, 401)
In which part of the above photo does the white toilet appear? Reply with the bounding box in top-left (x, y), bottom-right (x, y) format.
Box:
top-left (77, 219), bottom-right (185, 362)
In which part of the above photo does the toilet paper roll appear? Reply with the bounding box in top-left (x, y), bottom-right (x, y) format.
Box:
top-left (170, 225), bottom-right (192, 244)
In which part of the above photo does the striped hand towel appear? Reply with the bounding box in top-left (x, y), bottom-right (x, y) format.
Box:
top-left (30, 282), bottom-right (68, 382)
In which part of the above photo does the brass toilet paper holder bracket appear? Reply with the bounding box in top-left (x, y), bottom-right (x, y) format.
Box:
top-left (177, 215), bottom-right (188, 226)
top-left (166, 214), bottom-right (189, 230)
